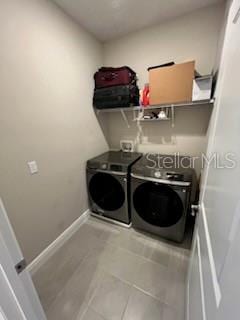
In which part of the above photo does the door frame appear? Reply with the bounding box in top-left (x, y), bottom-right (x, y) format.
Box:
top-left (0, 198), bottom-right (46, 320)
top-left (187, 1), bottom-right (240, 319)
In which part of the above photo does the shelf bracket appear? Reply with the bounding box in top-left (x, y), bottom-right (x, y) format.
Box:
top-left (120, 109), bottom-right (130, 128)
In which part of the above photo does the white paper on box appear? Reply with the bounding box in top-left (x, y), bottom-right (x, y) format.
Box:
top-left (192, 76), bottom-right (213, 101)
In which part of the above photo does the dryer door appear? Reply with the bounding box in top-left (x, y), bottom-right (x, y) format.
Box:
top-left (133, 181), bottom-right (184, 227)
top-left (89, 172), bottom-right (125, 211)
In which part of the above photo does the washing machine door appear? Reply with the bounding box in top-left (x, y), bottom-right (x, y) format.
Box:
top-left (89, 172), bottom-right (125, 211)
top-left (133, 181), bottom-right (184, 227)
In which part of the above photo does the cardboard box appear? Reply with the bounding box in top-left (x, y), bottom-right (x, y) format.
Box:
top-left (149, 61), bottom-right (195, 105)
top-left (192, 75), bottom-right (213, 101)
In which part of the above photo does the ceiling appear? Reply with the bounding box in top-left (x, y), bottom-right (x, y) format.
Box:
top-left (53, 0), bottom-right (223, 41)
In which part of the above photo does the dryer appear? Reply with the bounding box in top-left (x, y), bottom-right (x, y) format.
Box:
top-left (131, 154), bottom-right (197, 242)
top-left (87, 151), bottom-right (142, 226)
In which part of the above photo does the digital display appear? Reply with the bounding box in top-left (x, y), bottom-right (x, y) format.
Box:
top-left (110, 164), bottom-right (122, 172)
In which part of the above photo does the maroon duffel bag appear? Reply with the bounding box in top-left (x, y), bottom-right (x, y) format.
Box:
top-left (94, 66), bottom-right (137, 89)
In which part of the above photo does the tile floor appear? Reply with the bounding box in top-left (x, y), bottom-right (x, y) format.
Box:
top-left (32, 216), bottom-right (192, 320)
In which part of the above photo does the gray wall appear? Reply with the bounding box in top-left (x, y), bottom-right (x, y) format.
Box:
top-left (102, 3), bottom-right (225, 175)
top-left (0, 0), bottom-right (108, 263)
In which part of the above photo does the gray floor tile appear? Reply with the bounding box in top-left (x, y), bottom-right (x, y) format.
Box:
top-left (89, 273), bottom-right (131, 320)
top-left (84, 241), bottom-right (116, 267)
top-left (47, 299), bottom-right (88, 320)
top-left (165, 271), bottom-right (186, 312)
top-left (143, 237), bottom-right (171, 267)
top-left (32, 227), bottom-right (99, 310)
top-left (105, 227), bottom-right (146, 256)
top-left (168, 248), bottom-right (189, 276)
top-left (133, 258), bottom-right (170, 302)
top-left (101, 246), bottom-right (144, 284)
top-left (162, 304), bottom-right (185, 320)
top-left (80, 308), bottom-right (106, 320)
top-left (87, 217), bottom-right (121, 241)
top-left (33, 218), bottom-right (190, 320)
top-left (74, 222), bottom-right (103, 239)
top-left (122, 287), bottom-right (164, 320)
top-left (46, 255), bottom-right (105, 319)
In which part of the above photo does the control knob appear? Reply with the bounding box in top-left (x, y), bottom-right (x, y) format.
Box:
top-left (154, 171), bottom-right (161, 178)
top-left (101, 163), bottom-right (107, 170)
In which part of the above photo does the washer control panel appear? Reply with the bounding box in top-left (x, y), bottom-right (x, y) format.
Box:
top-left (99, 162), bottom-right (125, 173)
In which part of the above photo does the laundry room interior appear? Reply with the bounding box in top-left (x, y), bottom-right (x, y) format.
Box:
top-left (1, 0), bottom-right (240, 320)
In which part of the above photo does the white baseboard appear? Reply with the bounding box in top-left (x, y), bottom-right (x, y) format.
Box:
top-left (27, 209), bottom-right (90, 275)
top-left (186, 281), bottom-right (189, 320)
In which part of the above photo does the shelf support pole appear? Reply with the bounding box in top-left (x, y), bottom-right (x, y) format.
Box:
top-left (120, 109), bottom-right (130, 128)
top-left (171, 105), bottom-right (175, 128)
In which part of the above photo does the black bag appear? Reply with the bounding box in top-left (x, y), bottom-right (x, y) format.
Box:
top-left (147, 62), bottom-right (175, 71)
top-left (93, 85), bottom-right (139, 109)
top-left (94, 66), bottom-right (137, 89)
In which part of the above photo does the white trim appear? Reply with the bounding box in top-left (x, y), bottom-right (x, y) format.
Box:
top-left (0, 198), bottom-right (47, 319)
top-left (186, 228), bottom-right (198, 320)
top-left (197, 233), bottom-right (207, 320)
top-left (0, 307), bottom-right (7, 320)
top-left (0, 198), bottom-right (23, 265)
top-left (0, 265), bottom-right (27, 320)
top-left (186, 274), bottom-right (190, 320)
top-left (27, 210), bottom-right (90, 275)
top-left (201, 204), bottom-right (222, 307)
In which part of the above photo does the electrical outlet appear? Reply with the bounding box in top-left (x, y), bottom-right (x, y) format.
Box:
top-left (120, 140), bottom-right (134, 152)
top-left (27, 161), bottom-right (38, 175)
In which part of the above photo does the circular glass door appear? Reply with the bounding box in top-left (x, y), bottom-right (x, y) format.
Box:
top-left (133, 182), bottom-right (183, 227)
top-left (89, 172), bottom-right (125, 211)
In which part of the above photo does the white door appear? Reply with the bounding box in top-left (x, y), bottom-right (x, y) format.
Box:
top-left (187, 1), bottom-right (240, 319)
top-left (0, 199), bottom-right (46, 320)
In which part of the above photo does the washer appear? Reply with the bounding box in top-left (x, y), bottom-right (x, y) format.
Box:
top-left (87, 151), bottom-right (142, 227)
top-left (131, 154), bottom-right (197, 242)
